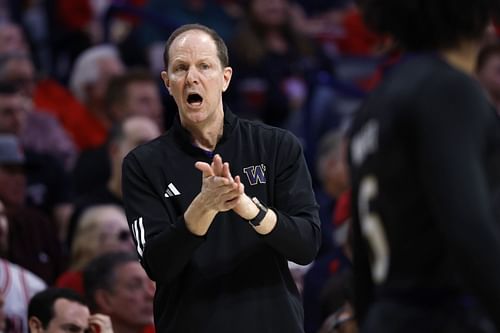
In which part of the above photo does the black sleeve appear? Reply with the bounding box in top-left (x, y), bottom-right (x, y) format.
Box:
top-left (122, 153), bottom-right (205, 283)
top-left (416, 77), bottom-right (500, 328)
top-left (263, 131), bottom-right (322, 265)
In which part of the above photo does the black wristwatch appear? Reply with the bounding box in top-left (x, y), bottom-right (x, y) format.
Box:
top-left (248, 197), bottom-right (268, 227)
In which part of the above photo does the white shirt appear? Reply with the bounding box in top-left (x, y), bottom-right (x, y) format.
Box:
top-left (0, 259), bottom-right (46, 333)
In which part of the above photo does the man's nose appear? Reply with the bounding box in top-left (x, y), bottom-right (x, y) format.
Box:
top-left (186, 66), bottom-right (199, 85)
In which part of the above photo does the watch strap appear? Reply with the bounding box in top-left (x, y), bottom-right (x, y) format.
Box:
top-left (248, 197), bottom-right (267, 227)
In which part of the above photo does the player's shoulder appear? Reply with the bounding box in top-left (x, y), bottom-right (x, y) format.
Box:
top-left (398, 54), bottom-right (480, 96)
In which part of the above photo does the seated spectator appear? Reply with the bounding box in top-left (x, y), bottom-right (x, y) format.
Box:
top-left (0, 135), bottom-right (64, 284)
top-left (0, 82), bottom-right (74, 240)
top-left (0, 23), bottom-right (96, 154)
top-left (68, 115), bottom-right (160, 248)
top-left (0, 52), bottom-right (77, 170)
top-left (0, 198), bottom-right (46, 333)
top-left (303, 130), bottom-right (352, 333)
top-left (228, 0), bottom-right (334, 128)
top-left (0, 22), bottom-right (30, 56)
top-left (28, 288), bottom-right (114, 333)
top-left (105, 69), bottom-right (164, 129)
top-left (56, 205), bottom-right (135, 295)
top-left (72, 71), bottom-right (163, 196)
top-left (67, 44), bottom-right (126, 149)
top-left (317, 269), bottom-right (357, 333)
top-left (83, 252), bottom-right (155, 333)
top-left (316, 130), bottom-right (350, 199)
top-left (137, 0), bottom-right (238, 47)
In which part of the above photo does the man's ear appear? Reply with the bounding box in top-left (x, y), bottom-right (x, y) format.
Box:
top-left (160, 71), bottom-right (171, 95)
top-left (28, 317), bottom-right (44, 333)
top-left (222, 67), bottom-right (233, 93)
top-left (94, 289), bottom-right (114, 313)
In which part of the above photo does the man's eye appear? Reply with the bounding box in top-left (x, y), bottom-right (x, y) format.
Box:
top-left (200, 63), bottom-right (209, 70)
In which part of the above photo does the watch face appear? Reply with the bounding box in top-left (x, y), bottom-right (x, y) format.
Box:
top-left (256, 201), bottom-right (268, 212)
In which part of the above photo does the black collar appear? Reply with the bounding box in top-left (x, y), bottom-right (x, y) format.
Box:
top-left (169, 105), bottom-right (238, 159)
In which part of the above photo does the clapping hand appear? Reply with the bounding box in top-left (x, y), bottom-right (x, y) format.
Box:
top-left (194, 154), bottom-right (244, 212)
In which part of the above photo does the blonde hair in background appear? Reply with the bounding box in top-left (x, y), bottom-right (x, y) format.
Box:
top-left (70, 204), bottom-right (127, 271)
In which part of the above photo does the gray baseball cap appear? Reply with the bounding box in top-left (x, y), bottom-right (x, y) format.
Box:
top-left (0, 135), bottom-right (24, 165)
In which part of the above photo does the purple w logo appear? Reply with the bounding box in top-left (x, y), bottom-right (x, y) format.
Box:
top-left (243, 164), bottom-right (267, 185)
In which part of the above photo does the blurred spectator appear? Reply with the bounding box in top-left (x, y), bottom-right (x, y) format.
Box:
top-left (0, 22), bottom-right (29, 56)
top-left (83, 252), bottom-right (155, 333)
top-left (0, 258), bottom-right (46, 333)
top-left (317, 269), bottom-right (357, 333)
top-left (303, 130), bottom-right (352, 333)
top-left (476, 42), bottom-right (500, 114)
top-left (105, 69), bottom-right (164, 128)
top-left (314, 130), bottom-right (351, 255)
top-left (0, 134), bottom-right (64, 284)
top-left (0, 82), bottom-right (74, 239)
top-left (0, 21), bottom-right (104, 153)
top-left (327, 7), bottom-right (384, 56)
top-left (72, 70), bottom-right (163, 195)
top-left (289, 0), bottom-right (350, 44)
top-left (72, 70), bottom-right (163, 196)
top-left (484, 21), bottom-right (500, 45)
top-left (0, 52), bottom-right (77, 169)
top-left (56, 205), bottom-right (135, 296)
top-left (28, 288), bottom-right (114, 333)
top-left (68, 115), bottom-right (160, 248)
top-left (317, 130), bottom-right (350, 199)
top-left (49, 0), bottom-right (103, 82)
top-left (0, 198), bottom-right (46, 333)
top-left (228, 0), bottom-right (334, 127)
top-left (137, 0), bottom-right (237, 48)
top-left (68, 44), bottom-right (125, 149)
top-left (290, 2), bottom-right (386, 58)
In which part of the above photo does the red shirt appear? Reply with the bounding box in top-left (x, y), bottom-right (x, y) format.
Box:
top-left (33, 79), bottom-right (108, 150)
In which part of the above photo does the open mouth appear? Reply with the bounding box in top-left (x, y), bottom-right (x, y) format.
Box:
top-left (187, 93), bottom-right (203, 107)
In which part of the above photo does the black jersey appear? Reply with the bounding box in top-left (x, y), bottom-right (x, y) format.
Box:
top-left (122, 109), bottom-right (321, 333)
top-left (348, 54), bottom-right (500, 329)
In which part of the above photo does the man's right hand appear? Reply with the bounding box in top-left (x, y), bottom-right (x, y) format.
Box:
top-left (89, 313), bottom-right (113, 333)
top-left (184, 155), bottom-right (244, 236)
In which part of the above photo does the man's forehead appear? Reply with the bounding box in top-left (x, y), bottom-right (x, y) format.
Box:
top-left (170, 30), bottom-right (217, 55)
top-left (115, 261), bottom-right (147, 280)
top-left (54, 298), bottom-right (90, 319)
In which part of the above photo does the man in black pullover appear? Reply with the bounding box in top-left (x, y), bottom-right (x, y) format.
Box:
top-left (122, 23), bottom-right (321, 333)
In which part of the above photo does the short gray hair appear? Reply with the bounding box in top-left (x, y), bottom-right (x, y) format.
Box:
top-left (69, 45), bottom-right (121, 103)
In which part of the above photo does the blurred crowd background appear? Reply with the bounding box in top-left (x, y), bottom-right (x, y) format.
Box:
top-left (0, 1), bottom-right (499, 333)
